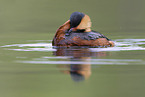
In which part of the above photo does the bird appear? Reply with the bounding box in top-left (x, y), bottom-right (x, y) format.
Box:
top-left (52, 12), bottom-right (114, 47)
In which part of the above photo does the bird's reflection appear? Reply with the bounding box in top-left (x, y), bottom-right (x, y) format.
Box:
top-left (53, 48), bottom-right (107, 82)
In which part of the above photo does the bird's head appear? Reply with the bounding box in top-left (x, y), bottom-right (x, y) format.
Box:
top-left (69, 12), bottom-right (92, 32)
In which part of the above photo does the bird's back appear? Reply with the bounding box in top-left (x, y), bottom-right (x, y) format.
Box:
top-left (56, 31), bottom-right (112, 47)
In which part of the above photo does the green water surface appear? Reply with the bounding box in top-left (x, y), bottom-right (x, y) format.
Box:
top-left (0, 0), bottom-right (145, 97)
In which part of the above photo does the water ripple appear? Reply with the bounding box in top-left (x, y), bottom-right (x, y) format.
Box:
top-left (1, 39), bottom-right (145, 52)
top-left (1, 39), bottom-right (144, 65)
top-left (18, 58), bottom-right (144, 65)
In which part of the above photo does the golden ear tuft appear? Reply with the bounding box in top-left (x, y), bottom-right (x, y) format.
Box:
top-left (77, 15), bottom-right (92, 31)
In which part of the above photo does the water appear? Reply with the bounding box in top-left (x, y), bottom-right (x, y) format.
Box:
top-left (1, 38), bottom-right (145, 97)
top-left (1, 39), bottom-right (145, 65)
top-left (1, 0), bottom-right (145, 97)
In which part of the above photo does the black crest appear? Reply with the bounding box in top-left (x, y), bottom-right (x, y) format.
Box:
top-left (70, 12), bottom-right (85, 28)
